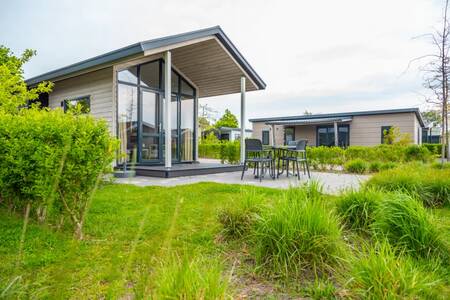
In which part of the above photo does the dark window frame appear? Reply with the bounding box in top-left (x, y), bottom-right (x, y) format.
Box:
top-left (381, 126), bottom-right (392, 144)
top-left (316, 124), bottom-right (350, 147)
top-left (116, 58), bottom-right (197, 165)
top-left (262, 130), bottom-right (270, 145)
top-left (62, 95), bottom-right (91, 113)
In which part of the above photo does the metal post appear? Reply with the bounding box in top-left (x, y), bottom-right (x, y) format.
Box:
top-left (334, 121), bottom-right (339, 147)
top-left (194, 91), bottom-right (199, 162)
top-left (271, 124), bottom-right (276, 146)
top-left (240, 77), bottom-right (246, 164)
top-left (164, 51), bottom-right (172, 168)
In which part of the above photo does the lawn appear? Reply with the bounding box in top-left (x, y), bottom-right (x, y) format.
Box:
top-left (1, 176), bottom-right (449, 298)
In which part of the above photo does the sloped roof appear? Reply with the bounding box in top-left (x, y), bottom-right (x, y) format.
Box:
top-left (25, 26), bottom-right (266, 91)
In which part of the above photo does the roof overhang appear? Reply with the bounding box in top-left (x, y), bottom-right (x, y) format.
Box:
top-left (265, 117), bottom-right (352, 126)
top-left (25, 26), bottom-right (266, 98)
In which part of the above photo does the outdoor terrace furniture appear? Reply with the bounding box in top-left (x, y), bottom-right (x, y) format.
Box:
top-left (241, 139), bottom-right (274, 182)
top-left (284, 139), bottom-right (311, 179)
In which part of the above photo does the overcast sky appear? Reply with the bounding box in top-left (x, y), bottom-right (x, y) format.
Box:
top-left (0, 0), bottom-right (444, 125)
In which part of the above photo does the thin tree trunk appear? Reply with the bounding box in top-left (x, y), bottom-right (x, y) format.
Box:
top-left (17, 202), bottom-right (31, 267)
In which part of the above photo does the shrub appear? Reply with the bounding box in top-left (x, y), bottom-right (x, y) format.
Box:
top-left (198, 143), bottom-right (222, 159)
top-left (368, 161), bottom-right (381, 172)
top-left (423, 143), bottom-right (442, 156)
top-left (404, 145), bottom-right (432, 162)
top-left (0, 108), bottom-right (118, 239)
top-left (344, 159), bottom-right (367, 174)
top-left (371, 193), bottom-right (449, 261)
top-left (307, 146), bottom-right (345, 170)
top-left (252, 185), bottom-right (344, 277)
top-left (219, 141), bottom-right (240, 164)
top-left (379, 161), bottom-right (397, 171)
top-left (152, 254), bottom-right (229, 299)
top-left (346, 241), bottom-right (444, 299)
top-left (336, 189), bottom-right (384, 232)
top-left (366, 164), bottom-right (450, 207)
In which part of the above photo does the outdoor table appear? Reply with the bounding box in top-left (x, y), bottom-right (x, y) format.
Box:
top-left (271, 145), bottom-right (298, 177)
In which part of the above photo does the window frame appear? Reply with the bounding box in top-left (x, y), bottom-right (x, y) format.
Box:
top-left (62, 95), bottom-right (91, 113)
top-left (381, 126), bottom-right (392, 144)
top-left (262, 130), bottom-right (270, 145)
top-left (316, 124), bottom-right (350, 147)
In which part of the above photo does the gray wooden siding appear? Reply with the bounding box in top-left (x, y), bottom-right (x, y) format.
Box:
top-left (48, 67), bottom-right (114, 133)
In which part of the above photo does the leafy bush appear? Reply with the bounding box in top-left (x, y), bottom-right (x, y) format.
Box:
top-left (307, 146), bottom-right (345, 170)
top-left (336, 189), bottom-right (384, 232)
top-left (379, 161), bottom-right (397, 171)
top-left (346, 241), bottom-right (444, 299)
top-left (0, 108), bottom-right (118, 239)
top-left (404, 145), bottom-right (432, 162)
top-left (152, 254), bottom-right (229, 299)
top-left (423, 143), bottom-right (442, 156)
top-left (366, 164), bottom-right (450, 207)
top-left (368, 161), bottom-right (381, 172)
top-left (344, 159), bottom-right (368, 174)
top-left (198, 143), bottom-right (222, 159)
top-left (371, 193), bottom-right (449, 260)
top-left (219, 141), bottom-right (240, 164)
top-left (252, 185), bottom-right (344, 277)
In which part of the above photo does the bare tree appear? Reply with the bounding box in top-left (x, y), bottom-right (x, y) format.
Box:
top-left (418, 0), bottom-right (450, 162)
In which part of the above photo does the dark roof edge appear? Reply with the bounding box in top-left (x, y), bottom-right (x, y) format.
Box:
top-left (249, 108), bottom-right (425, 127)
top-left (25, 26), bottom-right (266, 90)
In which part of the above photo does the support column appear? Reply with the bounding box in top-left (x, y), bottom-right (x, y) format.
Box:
top-left (164, 51), bottom-right (172, 168)
top-left (271, 124), bottom-right (276, 146)
top-left (334, 121), bottom-right (339, 147)
top-left (240, 77), bottom-right (246, 164)
top-left (194, 91), bottom-right (199, 162)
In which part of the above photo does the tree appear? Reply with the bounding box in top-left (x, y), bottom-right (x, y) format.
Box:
top-left (215, 109), bottom-right (239, 128)
top-left (0, 46), bottom-right (53, 113)
top-left (382, 126), bottom-right (412, 145)
top-left (415, 0), bottom-right (450, 162)
top-left (422, 109), bottom-right (442, 126)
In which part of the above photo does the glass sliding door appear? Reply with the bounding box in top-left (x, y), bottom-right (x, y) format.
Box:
top-left (180, 95), bottom-right (194, 161)
top-left (140, 89), bottom-right (160, 162)
top-left (118, 84), bottom-right (138, 163)
top-left (117, 58), bottom-right (196, 165)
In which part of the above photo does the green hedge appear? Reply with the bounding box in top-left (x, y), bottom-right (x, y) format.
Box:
top-left (307, 145), bottom-right (433, 171)
top-left (422, 143), bottom-right (442, 156)
top-left (0, 108), bottom-right (118, 239)
top-left (199, 141), bottom-right (240, 164)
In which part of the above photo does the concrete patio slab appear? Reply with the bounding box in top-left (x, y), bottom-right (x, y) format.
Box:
top-left (114, 169), bottom-right (370, 195)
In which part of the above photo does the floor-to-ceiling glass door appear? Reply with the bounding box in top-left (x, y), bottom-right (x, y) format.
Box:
top-left (117, 58), bottom-right (196, 165)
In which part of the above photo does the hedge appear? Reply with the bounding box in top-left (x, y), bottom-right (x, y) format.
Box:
top-left (422, 143), bottom-right (442, 156)
top-left (0, 108), bottom-right (118, 239)
top-left (199, 141), bottom-right (240, 164)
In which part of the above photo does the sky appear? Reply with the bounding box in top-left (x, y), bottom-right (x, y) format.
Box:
top-left (0, 0), bottom-right (445, 126)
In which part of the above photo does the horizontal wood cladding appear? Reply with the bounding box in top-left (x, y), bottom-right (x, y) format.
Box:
top-left (48, 67), bottom-right (114, 132)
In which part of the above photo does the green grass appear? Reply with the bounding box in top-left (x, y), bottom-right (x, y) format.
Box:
top-left (1, 180), bottom-right (449, 298)
top-left (344, 159), bottom-right (368, 174)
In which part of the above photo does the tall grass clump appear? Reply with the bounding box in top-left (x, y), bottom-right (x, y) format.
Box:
top-left (371, 193), bottom-right (449, 261)
top-left (252, 184), bottom-right (344, 277)
top-left (366, 164), bottom-right (450, 207)
top-left (151, 254), bottom-right (229, 299)
top-left (344, 159), bottom-right (368, 174)
top-left (336, 189), bottom-right (384, 232)
top-left (346, 241), bottom-right (444, 299)
top-left (218, 188), bottom-right (266, 239)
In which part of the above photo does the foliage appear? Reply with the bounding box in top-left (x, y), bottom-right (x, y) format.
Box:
top-left (214, 109), bottom-right (239, 129)
top-left (302, 279), bottom-right (337, 299)
top-left (422, 109), bottom-right (442, 125)
top-left (152, 254), bottom-right (229, 299)
top-left (0, 46), bottom-right (53, 114)
top-left (336, 189), bottom-right (384, 232)
top-left (371, 193), bottom-right (449, 260)
top-left (423, 143), bottom-right (443, 155)
top-left (0, 108), bottom-right (118, 239)
top-left (252, 185), bottom-right (344, 277)
top-left (307, 144), bottom-right (433, 171)
top-left (382, 126), bottom-right (412, 145)
top-left (344, 159), bottom-right (368, 174)
top-left (219, 141), bottom-right (240, 164)
top-left (366, 164), bottom-right (450, 207)
top-left (201, 131), bottom-right (220, 144)
top-left (218, 188), bottom-right (265, 238)
top-left (198, 116), bottom-right (211, 132)
top-left (346, 241), bottom-right (444, 299)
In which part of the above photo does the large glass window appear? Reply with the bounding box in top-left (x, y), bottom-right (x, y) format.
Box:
top-left (285, 127), bottom-right (295, 145)
top-left (262, 130), bottom-right (270, 145)
top-left (317, 125), bottom-right (349, 147)
top-left (140, 61), bottom-right (160, 89)
top-left (180, 96), bottom-right (194, 161)
top-left (118, 66), bottom-right (138, 84)
top-left (117, 59), bottom-right (196, 164)
top-left (118, 84), bottom-right (138, 163)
